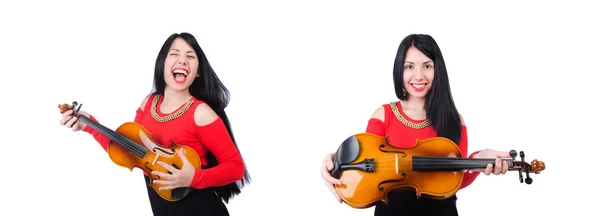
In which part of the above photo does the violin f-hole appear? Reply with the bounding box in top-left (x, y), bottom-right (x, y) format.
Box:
top-left (168, 163), bottom-right (181, 175)
top-left (377, 173), bottom-right (407, 191)
top-left (153, 147), bottom-right (176, 155)
top-left (378, 144), bottom-right (407, 158)
top-left (144, 162), bottom-right (160, 180)
top-left (152, 141), bottom-right (177, 155)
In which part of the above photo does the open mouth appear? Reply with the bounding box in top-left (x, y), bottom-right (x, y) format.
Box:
top-left (410, 83), bottom-right (428, 92)
top-left (172, 68), bottom-right (189, 84)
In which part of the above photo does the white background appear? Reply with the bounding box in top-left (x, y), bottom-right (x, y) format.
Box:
top-left (1, 0), bottom-right (598, 215)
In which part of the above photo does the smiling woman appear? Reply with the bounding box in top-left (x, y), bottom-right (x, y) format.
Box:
top-left (58, 32), bottom-right (251, 216)
top-left (320, 34), bottom-right (512, 216)
top-left (165, 38), bottom-right (199, 89)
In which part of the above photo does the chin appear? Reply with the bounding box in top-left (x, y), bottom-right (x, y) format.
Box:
top-left (407, 90), bottom-right (429, 99)
top-left (170, 86), bottom-right (190, 92)
top-left (165, 81), bottom-right (192, 92)
top-left (414, 94), bottom-right (427, 98)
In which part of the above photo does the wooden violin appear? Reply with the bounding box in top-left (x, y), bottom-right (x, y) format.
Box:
top-left (329, 133), bottom-right (545, 209)
top-left (58, 101), bottom-right (202, 202)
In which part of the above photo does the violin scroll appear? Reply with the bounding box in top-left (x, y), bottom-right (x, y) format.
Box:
top-left (530, 159), bottom-right (545, 174)
top-left (509, 149), bottom-right (545, 185)
top-left (58, 101), bottom-right (82, 115)
top-left (58, 101), bottom-right (84, 127)
top-left (58, 103), bottom-right (70, 114)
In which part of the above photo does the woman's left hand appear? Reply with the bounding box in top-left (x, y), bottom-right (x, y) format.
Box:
top-left (152, 148), bottom-right (196, 190)
top-left (469, 149), bottom-right (511, 176)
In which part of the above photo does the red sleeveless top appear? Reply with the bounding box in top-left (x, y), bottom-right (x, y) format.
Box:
top-left (365, 101), bottom-right (480, 189)
top-left (83, 94), bottom-right (245, 189)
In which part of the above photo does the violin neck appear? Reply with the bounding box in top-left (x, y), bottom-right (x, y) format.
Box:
top-left (77, 115), bottom-right (148, 159)
top-left (412, 156), bottom-right (514, 171)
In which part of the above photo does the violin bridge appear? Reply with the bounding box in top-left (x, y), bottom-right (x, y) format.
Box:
top-left (395, 153), bottom-right (399, 174)
top-left (152, 154), bottom-right (160, 165)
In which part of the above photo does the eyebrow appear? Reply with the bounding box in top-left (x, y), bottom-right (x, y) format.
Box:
top-left (169, 48), bottom-right (196, 54)
top-left (404, 61), bottom-right (433, 64)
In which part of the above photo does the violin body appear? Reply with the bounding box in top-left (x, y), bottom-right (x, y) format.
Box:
top-left (330, 133), bottom-right (545, 209)
top-left (109, 122), bottom-right (202, 202)
top-left (59, 102), bottom-right (202, 202)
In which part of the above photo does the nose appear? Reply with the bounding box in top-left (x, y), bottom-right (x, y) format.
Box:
top-left (176, 56), bottom-right (188, 66)
top-left (413, 67), bottom-right (425, 80)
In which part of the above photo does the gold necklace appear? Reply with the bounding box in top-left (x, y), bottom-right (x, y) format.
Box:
top-left (150, 95), bottom-right (194, 123)
top-left (389, 101), bottom-right (431, 129)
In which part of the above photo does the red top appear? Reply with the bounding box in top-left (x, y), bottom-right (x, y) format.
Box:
top-left (82, 94), bottom-right (245, 190)
top-left (366, 101), bottom-right (480, 189)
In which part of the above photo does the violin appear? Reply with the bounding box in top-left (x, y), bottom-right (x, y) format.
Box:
top-left (58, 101), bottom-right (202, 202)
top-left (329, 133), bottom-right (545, 209)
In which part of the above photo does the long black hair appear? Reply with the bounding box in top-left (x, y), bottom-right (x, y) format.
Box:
top-left (151, 32), bottom-right (250, 203)
top-left (392, 34), bottom-right (462, 145)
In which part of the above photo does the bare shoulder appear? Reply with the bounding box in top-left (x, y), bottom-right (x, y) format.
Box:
top-left (371, 106), bottom-right (385, 122)
top-left (194, 102), bottom-right (219, 126)
top-left (458, 113), bottom-right (465, 126)
top-left (139, 94), bottom-right (151, 111)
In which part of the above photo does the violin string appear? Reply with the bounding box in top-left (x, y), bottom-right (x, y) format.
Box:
top-left (355, 157), bottom-right (511, 163)
top-left (81, 116), bottom-right (146, 157)
top-left (367, 167), bottom-right (478, 170)
top-left (370, 161), bottom-right (512, 170)
top-left (359, 156), bottom-right (513, 164)
top-left (345, 167), bottom-right (527, 172)
top-left (373, 155), bottom-right (514, 161)
top-left (370, 155), bottom-right (513, 160)
top-left (372, 161), bottom-right (508, 166)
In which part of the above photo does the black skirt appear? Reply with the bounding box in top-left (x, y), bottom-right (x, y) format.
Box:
top-left (144, 176), bottom-right (229, 216)
top-left (374, 190), bottom-right (458, 216)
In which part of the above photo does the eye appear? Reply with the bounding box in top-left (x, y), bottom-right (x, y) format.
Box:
top-left (187, 55), bottom-right (196, 59)
top-left (169, 53), bottom-right (178, 56)
top-left (405, 65), bottom-right (413, 69)
top-left (424, 64), bottom-right (433, 69)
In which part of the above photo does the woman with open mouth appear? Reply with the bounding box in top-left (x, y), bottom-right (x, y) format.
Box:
top-left (59, 32), bottom-right (251, 216)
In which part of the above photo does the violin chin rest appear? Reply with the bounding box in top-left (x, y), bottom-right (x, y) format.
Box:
top-left (331, 135), bottom-right (360, 179)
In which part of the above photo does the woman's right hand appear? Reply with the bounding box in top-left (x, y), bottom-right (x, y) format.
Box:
top-left (321, 152), bottom-right (343, 203)
top-left (59, 109), bottom-right (90, 132)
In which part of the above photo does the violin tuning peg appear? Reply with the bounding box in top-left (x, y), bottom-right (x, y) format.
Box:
top-left (509, 150), bottom-right (517, 159)
top-left (525, 176), bottom-right (533, 185)
top-left (67, 101), bottom-right (83, 121)
top-left (518, 170), bottom-right (524, 183)
top-left (75, 103), bottom-right (82, 113)
top-left (519, 151), bottom-right (526, 163)
top-left (524, 169), bottom-right (532, 185)
top-left (517, 151), bottom-right (527, 184)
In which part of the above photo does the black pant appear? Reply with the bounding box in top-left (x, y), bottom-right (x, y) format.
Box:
top-left (374, 191), bottom-right (459, 216)
top-left (144, 176), bottom-right (229, 216)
